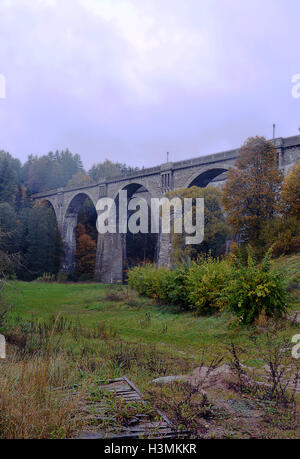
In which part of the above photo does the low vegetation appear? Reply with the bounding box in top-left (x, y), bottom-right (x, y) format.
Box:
top-left (128, 249), bottom-right (291, 324)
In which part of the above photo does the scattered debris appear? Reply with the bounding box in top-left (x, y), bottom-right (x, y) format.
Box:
top-left (76, 377), bottom-right (189, 439)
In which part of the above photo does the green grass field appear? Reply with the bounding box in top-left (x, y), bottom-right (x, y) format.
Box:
top-left (4, 254), bottom-right (300, 366)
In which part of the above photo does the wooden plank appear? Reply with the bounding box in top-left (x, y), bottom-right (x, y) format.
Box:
top-left (75, 376), bottom-right (190, 439)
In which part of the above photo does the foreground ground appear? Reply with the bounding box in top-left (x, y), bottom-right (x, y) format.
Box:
top-left (1, 255), bottom-right (300, 439)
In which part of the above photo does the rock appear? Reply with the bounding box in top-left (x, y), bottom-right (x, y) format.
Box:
top-left (186, 364), bottom-right (235, 390)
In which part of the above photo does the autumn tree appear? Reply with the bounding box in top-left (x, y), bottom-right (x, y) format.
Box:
top-left (222, 137), bottom-right (283, 251)
top-left (280, 162), bottom-right (300, 219)
top-left (88, 159), bottom-right (139, 182)
top-left (75, 223), bottom-right (96, 278)
top-left (67, 172), bottom-right (94, 188)
top-left (261, 162), bottom-right (300, 256)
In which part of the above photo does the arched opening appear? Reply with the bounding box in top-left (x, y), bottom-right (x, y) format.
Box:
top-left (185, 169), bottom-right (229, 259)
top-left (40, 198), bottom-right (58, 220)
top-left (63, 193), bottom-right (97, 280)
top-left (115, 183), bottom-right (157, 281)
top-left (188, 168), bottom-right (228, 188)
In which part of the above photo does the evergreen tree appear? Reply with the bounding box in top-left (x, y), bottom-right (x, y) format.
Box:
top-left (88, 159), bottom-right (139, 182)
top-left (19, 204), bottom-right (62, 280)
top-left (0, 202), bottom-right (21, 263)
top-left (22, 150), bottom-right (85, 193)
top-left (0, 151), bottom-right (21, 205)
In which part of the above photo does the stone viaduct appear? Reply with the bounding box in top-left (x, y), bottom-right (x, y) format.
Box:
top-left (33, 135), bottom-right (300, 283)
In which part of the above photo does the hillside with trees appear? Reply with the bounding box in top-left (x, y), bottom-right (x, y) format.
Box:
top-left (0, 149), bottom-right (139, 280)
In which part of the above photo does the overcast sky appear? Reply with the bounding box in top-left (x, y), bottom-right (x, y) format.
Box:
top-left (0, 0), bottom-right (300, 169)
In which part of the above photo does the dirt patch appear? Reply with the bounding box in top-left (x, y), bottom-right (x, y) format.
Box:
top-left (151, 363), bottom-right (300, 438)
top-left (153, 364), bottom-right (249, 392)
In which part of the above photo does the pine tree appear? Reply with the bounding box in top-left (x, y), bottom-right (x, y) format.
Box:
top-left (0, 151), bottom-right (20, 205)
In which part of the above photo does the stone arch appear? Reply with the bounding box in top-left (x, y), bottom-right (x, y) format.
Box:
top-left (111, 179), bottom-right (157, 201)
top-left (63, 190), bottom-right (97, 217)
top-left (185, 167), bottom-right (229, 189)
top-left (39, 198), bottom-right (59, 221)
top-left (115, 181), bottom-right (157, 280)
top-left (62, 192), bottom-right (97, 274)
top-left (95, 181), bottom-right (158, 284)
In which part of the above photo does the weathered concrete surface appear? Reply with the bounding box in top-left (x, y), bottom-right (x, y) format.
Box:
top-left (32, 135), bottom-right (300, 283)
top-left (0, 334), bottom-right (6, 359)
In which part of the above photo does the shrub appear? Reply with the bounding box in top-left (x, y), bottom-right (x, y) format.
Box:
top-left (128, 249), bottom-right (291, 324)
top-left (127, 264), bottom-right (170, 302)
top-left (56, 272), bottom-right (68, 283)
top-left (128, 258), bottom-right (233, 313)
top-left (164, 264), bottom-right (191, 309)
top-left (186, 256), bottom-right (233, 314)
top-left (225, 250), bottom-right (290, 325)
top-left (36, 273), bottom-right (56, 283)
top-left (132, 263), bottom-right (192, 309)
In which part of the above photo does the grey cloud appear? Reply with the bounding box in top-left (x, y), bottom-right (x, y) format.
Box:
top-left (0, 0), bottom-right (299, 169)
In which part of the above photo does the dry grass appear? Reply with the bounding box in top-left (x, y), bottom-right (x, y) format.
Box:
top-left (0, 350), bottom-right (84, 439)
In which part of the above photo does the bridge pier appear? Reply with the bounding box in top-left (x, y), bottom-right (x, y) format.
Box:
top-left (94, 232), bottom-right (125, 283)
top-left (157, 232), bottom-right (171, 267)
top-left (61, 212), bottom-right (78, 273)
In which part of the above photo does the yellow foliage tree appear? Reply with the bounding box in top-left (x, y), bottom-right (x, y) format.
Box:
top-left (75, 223), bottom-right (96, 277)
top-left (280, 162), bottom-right (300, 219)
top-left (222, 136), bottom-right (283, 250)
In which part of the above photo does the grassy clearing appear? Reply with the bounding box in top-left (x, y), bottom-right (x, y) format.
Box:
top-left (4, 269), bottom-right (300, 365)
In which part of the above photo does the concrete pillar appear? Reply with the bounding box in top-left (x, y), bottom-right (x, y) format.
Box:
top-left (94, 232), bottom-right (125, 283)
top-left (61, 213), bottom-right (78, 273)
top-left (157, 232), bottom-right (171, 267)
